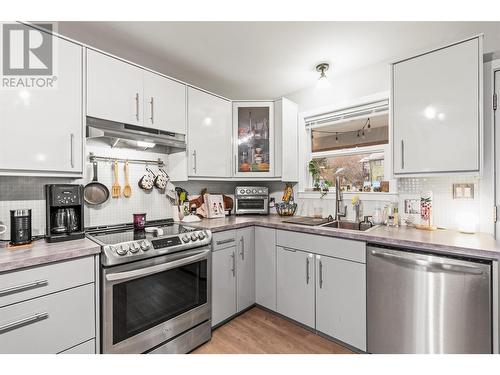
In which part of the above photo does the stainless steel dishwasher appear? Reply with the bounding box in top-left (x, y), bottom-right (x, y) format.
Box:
top-left (367, 244), bottom-right (492, 354)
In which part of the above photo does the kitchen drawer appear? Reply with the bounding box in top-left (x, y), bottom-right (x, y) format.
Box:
top-left (212, 230), bottom-right (237, 251)
top-left (0, 256), bottom-right (95, 308)
top-left (60, 339), bottom-right (96, 354)
top-left (0, 283), bottom-right (95, 354)
top-left (276, 230), bottom-right (366, 263)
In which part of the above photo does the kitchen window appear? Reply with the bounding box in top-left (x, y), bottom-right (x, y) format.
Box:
top-left (306, 102), bottom-right (390, 193)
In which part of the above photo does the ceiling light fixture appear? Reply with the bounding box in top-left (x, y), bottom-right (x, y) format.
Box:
top-left (315, 63), bottom-right (331, 89)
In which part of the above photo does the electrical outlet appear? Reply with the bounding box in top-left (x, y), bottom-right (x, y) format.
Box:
top-left (453, 183), bottom-right (474, 199)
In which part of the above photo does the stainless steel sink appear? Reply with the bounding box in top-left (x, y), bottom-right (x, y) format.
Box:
top-left (320, 220), bottom-right (375, 231)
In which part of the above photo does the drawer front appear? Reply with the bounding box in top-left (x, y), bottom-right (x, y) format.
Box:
top-left (60, 339), bottom-right (96, 354)
top-left (212, 230), bottom-right (237, 251)
top-left (0, 256), bottom-right (95, 308)
top-left (0, 283), bottom-right (95, 353)
top-left (276, 230), bottom-right (366, 263)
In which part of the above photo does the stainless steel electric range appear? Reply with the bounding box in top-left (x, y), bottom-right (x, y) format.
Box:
top-left (86, 220), bottom-right (212, 354)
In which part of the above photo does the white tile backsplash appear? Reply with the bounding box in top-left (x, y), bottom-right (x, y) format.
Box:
top-left (397, 176), bottom-right (481, 231)
top-left (81, 143), bottom-right (173, 227)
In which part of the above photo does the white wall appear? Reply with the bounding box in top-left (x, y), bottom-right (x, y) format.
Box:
top-left (286, 63), bottom-right (389, 112)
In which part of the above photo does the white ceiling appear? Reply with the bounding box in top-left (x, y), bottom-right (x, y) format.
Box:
top-left (57, 21), bottom-right (500, 99)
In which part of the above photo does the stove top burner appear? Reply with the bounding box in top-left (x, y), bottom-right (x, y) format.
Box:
top-left (86, 219), bottom-right (212, 267)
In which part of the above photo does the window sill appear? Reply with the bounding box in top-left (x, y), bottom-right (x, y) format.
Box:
top-left (297, 190), bottom-right (398, 201)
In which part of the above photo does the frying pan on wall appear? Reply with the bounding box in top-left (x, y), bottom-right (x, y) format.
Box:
top-left (84, 161), bottom-right (110, 205)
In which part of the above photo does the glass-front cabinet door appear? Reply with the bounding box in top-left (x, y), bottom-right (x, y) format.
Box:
top-left (233, 101), bottom-right (274, 177)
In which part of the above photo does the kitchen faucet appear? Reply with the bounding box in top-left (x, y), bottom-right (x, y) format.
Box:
top-left (335, 175), bottom-right (347, 221)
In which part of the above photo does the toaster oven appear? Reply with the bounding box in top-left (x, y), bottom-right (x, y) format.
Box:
top-left (234, 186), bottom-right (269, 215)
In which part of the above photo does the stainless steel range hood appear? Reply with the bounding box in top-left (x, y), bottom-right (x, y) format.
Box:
top-left (86, 117), bottom-right (186, 154)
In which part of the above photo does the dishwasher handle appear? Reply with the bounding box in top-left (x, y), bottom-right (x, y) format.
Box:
top-left (369, 249), bottom-right (486, 275)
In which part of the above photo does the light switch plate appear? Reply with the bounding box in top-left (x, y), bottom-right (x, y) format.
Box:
top-left (453, 183), bottom-right (474, 199)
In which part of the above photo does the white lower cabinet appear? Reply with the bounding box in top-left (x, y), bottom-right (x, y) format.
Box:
top-left (211, 246), bottom-right (237, 326)
top-left (212, 226), bottom-right (367, 351)
top-left (315, 254), bottom-right (366, 351)
top-left (0, 283), bottom-right (95, 354)
top-left (211, 228), bottom-right (255, 326)
top-left (60, 339), bottom-right (96, 354)
top-left (236, 227), bottom-right (255, 312)
top-left (276, 247), bottom-right (315, 328)
top-left (0, 256), bottom-right (98, 354)
top-left (255, 227), bottom-right (277, 310)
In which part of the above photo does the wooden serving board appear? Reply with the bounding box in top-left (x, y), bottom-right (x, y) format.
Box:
top-left (415, 224), bottom-right (438, 231)
top-left (5, 242), bottom-right (34, 250)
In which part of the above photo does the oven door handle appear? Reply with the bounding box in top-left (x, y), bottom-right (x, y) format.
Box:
top-left (105, 250), bottom-right (209, 282)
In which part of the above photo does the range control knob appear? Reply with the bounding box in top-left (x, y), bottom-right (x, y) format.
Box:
top-left (190, 233), bottom-right (198, 241)
top-left (239, 189), bottom-right (245, 195)
top-left (197, 232), bottom-right (205, 240)
top-left (182, 235), bottom-right (190, 243)
top-left (252, 189), bottom-right (257, 194)
top-left (140, 241), bottom-right (150, 251)
top-left (129, 243), bottom-right (140, 253)
top-left (246, 189), bottom-right (251, 194)
top-left (117, 244), bottom-right (128, 256)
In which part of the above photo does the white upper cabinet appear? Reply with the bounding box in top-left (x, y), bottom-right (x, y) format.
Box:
top-left (187, 87), bottom-right (232, 178)
top-left (0, 28), bottom-right (83, 176)
top-left (233, 101), bottom-right (275, 178)
top-left (87, 49), bottom-right (143, 126)
top-left (87, 49), bottom-right (187, 134)
top-left (392, 36), bottom-right (482, 175)
top-left (274, 97), bottom-right (299, 181)
top-left (143, 70), bottom-right (186, 134)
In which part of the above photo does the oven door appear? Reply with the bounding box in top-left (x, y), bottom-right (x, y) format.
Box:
top-left (235, 196), bottom-right (268, 214)
top-left (102, 247), bottom-right (211, 354)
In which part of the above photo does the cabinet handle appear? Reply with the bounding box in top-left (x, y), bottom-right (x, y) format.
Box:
top-left (234, 155), bottom-right (237, 174)
top-left (192, 150), bottom-right (197, 174)
top-left (0, 312), bottom-right (48, 333)
top-left (70, 133), bottom-right (74, 168)
top-left (319, 259), bottom-right (323, 289)
top-left (216, 238), bottom-right (235, 245)
top-left (401, 139), bottom-right (405, 170)
top-left (306, 256), bottom-right (310, 284)
top-left (281, 247), bottom-right (296, 252)
top-left (135, 93), bottom-right (140, 122)
top-left (149, 97), bottom-right (154, 124)
top-left (240, 237), bottom-right (245, 260)
top-left (0, 279), bottom-right (48, 296)
top-left (230, 251), bottom-right (236, 277)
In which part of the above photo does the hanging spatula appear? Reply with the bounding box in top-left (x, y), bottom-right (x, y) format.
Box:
top-left (123, 161), bottom-right (132, 198)
top-left (112, 160), bottom-right (121, 198)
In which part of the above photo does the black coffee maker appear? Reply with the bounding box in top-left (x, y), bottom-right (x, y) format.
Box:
top-left (45, 184), bottom-right (85, 242)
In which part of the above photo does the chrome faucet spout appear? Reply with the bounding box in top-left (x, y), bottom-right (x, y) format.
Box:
top-left (335, 176), bottom-right (347, 220)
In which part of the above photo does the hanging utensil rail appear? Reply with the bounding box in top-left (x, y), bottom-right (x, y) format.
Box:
top-left (89, 152), bottom-right (165, 167)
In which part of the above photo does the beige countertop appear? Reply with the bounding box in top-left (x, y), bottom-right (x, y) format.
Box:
top-left (0, 238), bottom-right (101, 273)
top-left (192, 215), bottom-right (500, 260)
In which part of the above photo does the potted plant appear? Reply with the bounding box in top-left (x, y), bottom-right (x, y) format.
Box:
top-left (308, 159), bottom-right (331, 198)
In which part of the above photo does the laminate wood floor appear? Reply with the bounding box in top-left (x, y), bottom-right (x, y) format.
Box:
top-left (192, 307), bottom-right (355, 354)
